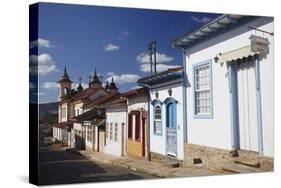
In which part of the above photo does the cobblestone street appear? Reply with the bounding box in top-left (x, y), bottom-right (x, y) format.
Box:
top-left (38, 142), bottom-right (156, 185)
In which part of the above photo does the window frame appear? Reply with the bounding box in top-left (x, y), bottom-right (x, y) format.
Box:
top-left (152, 100), bottom-right (163, 136)
top-left (114, 123), bottom-right (118, 142)
top-left (61, 107), bottom-right (66, 118)
top-left (106, 122), bottom-right (109, 139)
top-left (109, 123), bottom-right (113, 140)
top-left (193, 59), bottom-right (213, 119)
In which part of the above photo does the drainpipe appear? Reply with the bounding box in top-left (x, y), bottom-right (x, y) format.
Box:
top-left (138, 83), bottom-right (151, 161)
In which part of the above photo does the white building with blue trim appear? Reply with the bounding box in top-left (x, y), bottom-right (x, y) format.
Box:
top-left (138, 67), bottom-right (185, 163)
top-left (172, 14), bottom-right (273, 166)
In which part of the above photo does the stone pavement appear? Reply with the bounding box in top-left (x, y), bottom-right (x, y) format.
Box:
top-left (40, 143), bottom-right (155, 185)
top-left (66, 148), bottom-right (226, 178)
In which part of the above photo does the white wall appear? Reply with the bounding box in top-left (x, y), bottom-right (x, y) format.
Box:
top-left (54, 128), bottom-right (62, 141)
top-left (73, 122), bottom-right (82, 131)
top-left (185, 18), bottom-right (273, 157)
top-left (104, 106), bottom-right (127, 156)
top-left (128, 95), bottom-right (148, 111)
top-left (74, 102), bottom-right (83, 116)
top-left (85, 124), bottom-right (94, 149)
top-left (149, 79), bottom-right (184, 160)
top-left (60, 102), bottom-right (68, 122)
top-left (128, 95), bottom-right (148, 143)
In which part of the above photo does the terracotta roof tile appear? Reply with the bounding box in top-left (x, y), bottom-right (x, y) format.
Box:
top-left (84, 92), bottom-right (121, 109)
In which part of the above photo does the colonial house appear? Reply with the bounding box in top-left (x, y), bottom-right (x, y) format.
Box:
top-left (100, 86), bottom-right (128, 157)
top-left (53, 68), bottom-right (108, 148)
top-left (70, 71), bottom-right (111, 150)
top-left (172, 14), bottom-right (273, 167)
top-left (71, 108), bottom-right (105, 151)
top-left (53, 67), bottom-right (74, 145)
top-left (81, 80), bottom-right (121, 152)
top-left (123, 88), bottom-right (149, 159)
top-left (137, 67), bottom-right (184, 163)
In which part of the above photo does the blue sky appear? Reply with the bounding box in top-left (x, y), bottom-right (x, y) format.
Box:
top-left (30, 3), bottom-right (220, 103)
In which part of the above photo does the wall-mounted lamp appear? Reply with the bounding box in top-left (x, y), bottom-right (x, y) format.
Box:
top-left (214, 53), bottom-right (222, 63)
top-left (168, 88), bottom-right (172, 96)
top-left (155, 91), bottom-right (159, 98)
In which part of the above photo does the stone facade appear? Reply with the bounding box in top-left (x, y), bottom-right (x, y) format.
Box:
top-left (184, 143), bottom-right (273, 171)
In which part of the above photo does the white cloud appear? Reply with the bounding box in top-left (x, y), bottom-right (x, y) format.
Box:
top-left (191, 16), bottom-right (212, 23)
top-left (73, 82), bottom-right (88, 89)
top-left (40, 81), bottom-right (88, 90)
top-left (104, 43), bottom-right (120, 51)
top-left (29, 53), bottom-right (58, 76)
top-left (30, 38), bottom-right (55, 49)
top-left (107, 72), bottom-right (115, 76)
top-left (136, 52), bottom-right (174, 64)
top-left (139, 63), bottom-right (180, 73)
top-left (106, 73), bottom-right (141, 85)
top-left (41, 82), bottom-right (59, 89)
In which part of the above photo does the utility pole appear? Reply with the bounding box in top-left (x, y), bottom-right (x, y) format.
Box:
top-left (152, 41), bottom-right (157, 75)
top-left (148, 42), bottom-right (153, 76)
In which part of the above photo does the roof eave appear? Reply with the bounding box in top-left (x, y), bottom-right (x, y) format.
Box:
top-left (137, 72), bottom-right (183, 86)
top-left (172, 14), bottom-right (253, 50)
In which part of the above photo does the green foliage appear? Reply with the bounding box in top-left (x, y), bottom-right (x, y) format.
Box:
top-left (42, 112), bottom-right (58, 124)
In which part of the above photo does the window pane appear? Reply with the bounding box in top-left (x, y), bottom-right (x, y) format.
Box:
top-left (154, 121), bottom-right (162, 134)
top-left (114, 123), bottom-right (118, 141)
top-left (110, 123), bottom-right (113, 140)
top-left (154, 106), bottom-right (161, 120)
top-left (194, 64), bottom-right (211, 115)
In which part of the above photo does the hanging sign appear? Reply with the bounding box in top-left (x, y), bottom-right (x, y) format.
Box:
top-left (250, 35), bottom-right (270, 55)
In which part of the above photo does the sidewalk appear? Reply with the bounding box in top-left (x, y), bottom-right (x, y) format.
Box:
top-left (66, 148), bottom-right (224, 178)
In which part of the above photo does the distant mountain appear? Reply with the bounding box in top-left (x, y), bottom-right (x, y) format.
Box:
top-left (39, 102), bottom-right (58, 121)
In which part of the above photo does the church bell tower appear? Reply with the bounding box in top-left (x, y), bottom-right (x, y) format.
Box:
top-left (57, 66), bottom-right (72, 100)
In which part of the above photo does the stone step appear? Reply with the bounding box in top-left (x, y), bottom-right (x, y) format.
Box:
top-left (233, 159), bottom-right (261, 168)
top-left (222, 163), bottom-right (261, 174)
top-left (163, 159), bottom-right (180, 168)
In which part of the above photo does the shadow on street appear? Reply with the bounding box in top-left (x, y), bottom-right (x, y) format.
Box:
top-left (38, 142), bottom-right (155, 185)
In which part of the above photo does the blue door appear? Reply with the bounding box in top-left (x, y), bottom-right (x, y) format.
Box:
top-left (166, 102), bottom-right (177, 156)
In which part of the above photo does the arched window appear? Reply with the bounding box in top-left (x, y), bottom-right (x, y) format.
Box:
top-left (154, 104), bottom-right (162, 135)
top-left (63, 87), bottom-right (68, 95)
top-left (164, 97), bottom-right (178, 129)
top-left (151, 99), bottom-right (163, 135)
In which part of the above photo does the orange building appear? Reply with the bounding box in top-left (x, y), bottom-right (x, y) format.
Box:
top-left (123, 88), bottom-right (149, 159)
